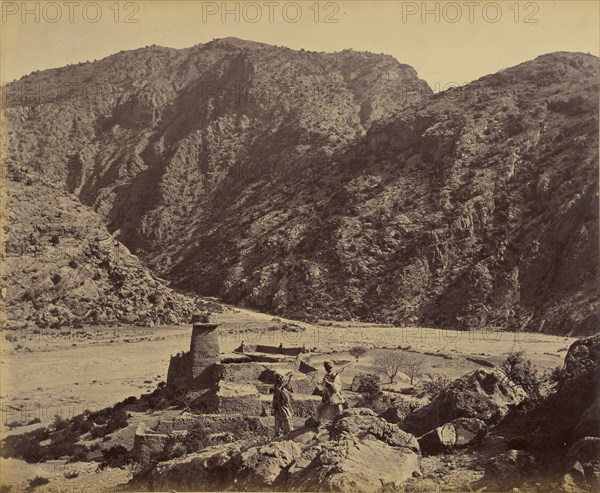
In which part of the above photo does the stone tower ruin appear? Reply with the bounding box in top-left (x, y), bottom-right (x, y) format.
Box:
top-left (189, 322), bottom-right (220, 389)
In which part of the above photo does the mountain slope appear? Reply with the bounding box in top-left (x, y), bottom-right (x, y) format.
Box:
top-left (169, 52), bottom-right (599, 335)
top-left (2, 181), bottom-right (217, 328)
top-left (3, 42), bottom-right (598, 334)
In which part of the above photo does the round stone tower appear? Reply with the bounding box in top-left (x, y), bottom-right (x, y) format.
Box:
top-left (189, 320), bottom-right (220, 389)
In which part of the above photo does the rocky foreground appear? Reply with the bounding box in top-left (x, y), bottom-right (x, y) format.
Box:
top-left (1, 332), bottom-right (598, 492)
top-left (123, 334), bottom-right (599, 492)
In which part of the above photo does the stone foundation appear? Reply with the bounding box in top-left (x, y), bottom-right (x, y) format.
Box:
top-left (216, 382), bottom-right (265, 415)
top-left (131, 423), bottom-right (169, 467)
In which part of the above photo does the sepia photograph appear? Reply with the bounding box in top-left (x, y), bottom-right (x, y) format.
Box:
top-left (0, 1), bottom-right (599, 492)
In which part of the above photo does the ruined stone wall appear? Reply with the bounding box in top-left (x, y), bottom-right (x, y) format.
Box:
top-left (167, 352), bottom-right (191, 387)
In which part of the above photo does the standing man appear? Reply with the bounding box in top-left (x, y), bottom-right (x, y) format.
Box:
top-left (272, 372), bottom-right (293, 436)
top-left (316, 361), bottom-right (345, 424)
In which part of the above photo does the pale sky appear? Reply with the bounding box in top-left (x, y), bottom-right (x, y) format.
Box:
top-left (1, 1), bottom-right (599, 90)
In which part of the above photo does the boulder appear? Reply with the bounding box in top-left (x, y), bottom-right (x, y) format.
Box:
top-left (574, 398), bottom-right (600, 440)
top-left (402, 368), bottom-right (526, 436)
top-left (485, 449), bottom-right (537, 489)
top-left (567, 437), bottom-right (600, 464)
top-left (287, 438), bottom-right (421, 492)
top-left (151, 441), bottom-right (245, 491)
top-left (417, 417), bottom-right (487, 455)
top-left (452, 417), bottom-right (488, 448)
top-left (379, 402), bottom-right (412, 424)
top-left (564, 333), bottom-right (600, 374)
top-left (233, 440), bottom-right (302, 487)
top-left (330, 408), bottom-right (420, 452)
top-left (418, 423), bottom-right (456, 455)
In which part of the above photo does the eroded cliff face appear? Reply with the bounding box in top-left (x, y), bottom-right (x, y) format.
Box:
top-left (4, 41), bottom-right (598, 334)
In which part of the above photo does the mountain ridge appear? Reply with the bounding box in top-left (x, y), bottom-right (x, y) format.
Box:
top-left (3, 41), bottom-right (598, 334)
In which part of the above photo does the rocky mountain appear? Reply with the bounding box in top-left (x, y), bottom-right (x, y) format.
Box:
top-left (2, 181), bottom-right (217, 328)
top-left (3, 39), bottom-right (598, 334)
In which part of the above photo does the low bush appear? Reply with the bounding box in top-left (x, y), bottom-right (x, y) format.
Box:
top-left (28, 477), bottom-right (49, 489)
top-left (100, 445), bottom-right (130, 469)
top-left (501, 351), bottom-right (542, 397)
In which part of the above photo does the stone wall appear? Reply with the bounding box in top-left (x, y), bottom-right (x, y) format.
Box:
top-left (131, 423), bottom-right (169, 467)
top-left (167, 352), bottom-right (191, 387)
top-left (216, 382), bottom-right (265, 415)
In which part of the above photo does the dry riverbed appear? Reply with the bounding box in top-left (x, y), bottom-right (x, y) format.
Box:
top-left (1, 306), bottom-right (574, 434)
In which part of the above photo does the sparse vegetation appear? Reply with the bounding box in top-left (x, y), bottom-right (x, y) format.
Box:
top-left (349, 346), bottom-right (368, 360)
top-left (404, 353), bottom-right (427, 386)
top-left (501, 351), bottom-right (542, 396)
top-left (379, 350), bottom-right (406, 384)
top-left (419, 373), bottom-right (453, 399)
top-left (353, 373), bottom-right (383, 404)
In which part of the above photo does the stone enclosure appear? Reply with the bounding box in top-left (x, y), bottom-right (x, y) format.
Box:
top-left (133, 321), bottom-right (322, 465)
top-left (165, 321), bottom-right (320, 415)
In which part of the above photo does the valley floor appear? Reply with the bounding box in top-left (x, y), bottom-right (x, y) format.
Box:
top-left (1, 306), bottom-right (574, 432)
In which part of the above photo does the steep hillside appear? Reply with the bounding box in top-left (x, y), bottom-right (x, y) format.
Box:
top-left (3, 41), bottom-right (598, 334)
top-left (2, 181), bottom-right (217, 328)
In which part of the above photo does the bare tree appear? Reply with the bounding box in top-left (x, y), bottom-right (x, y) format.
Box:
top-left (404, 353), bottom-right (427, 385)
top-left (379, 350), bottom-right (406, 384)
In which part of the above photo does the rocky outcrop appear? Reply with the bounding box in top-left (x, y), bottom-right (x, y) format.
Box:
top-left (145, 408), bottom-right (421, 492)
top-left (286, 437), bottom-right (420, 492)
top-left (567, 437), bottom-right (600, 465)
top-left (574, 399), bottom-right (600, 440)
top-left (564, 333), bottom-right (600, 374)
top-left (417, 417), bottom-right (487, 455)
top-left (233, 440), bottom-right (302, 488)
top-left (402, 368), bottom-right (526, 436)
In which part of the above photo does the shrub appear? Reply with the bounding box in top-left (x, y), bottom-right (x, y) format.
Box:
top-left (379, 350), bottom-right (406, 384)
top-left (349, 346), bottom-right (368, 360)
top-left (419, 373), bottom-right (453, 399)
top-left (148, 292), bottom-right (162, 304)
top-left (28, 477), bottom-right (49, 489)
top-left (501, 351), bottom-right (542, 396)
top-left (22, 288), bottom-right (36, 301)
top-left (164, 438), bottom-right (187, 460)
top-left (353, 373), bottom-right (383, 403)
top-left (68, 444), bottom-right (89, 462)
top-left (100, 445), bottom-right (130, 468)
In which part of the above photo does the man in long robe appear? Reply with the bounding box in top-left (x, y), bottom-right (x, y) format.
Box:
top-left (272, 372), bottom-right (293, 436)
top-left (316, 361), bottom-right (345, 423)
